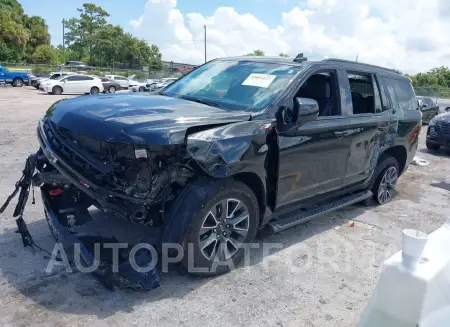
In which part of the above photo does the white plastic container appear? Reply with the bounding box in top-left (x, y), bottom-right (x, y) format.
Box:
top-left (402, 229), bottom-right (428, 268)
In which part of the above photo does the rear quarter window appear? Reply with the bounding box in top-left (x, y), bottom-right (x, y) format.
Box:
top-left (388, 78), bottom-right (418, 111)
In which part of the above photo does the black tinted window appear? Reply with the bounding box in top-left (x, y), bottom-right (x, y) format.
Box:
top-left (347, 72), bottom-right (381, 114)
top-left (66, 76), bottom-right (78, 81)
top-left (101, 78), bottom-right (109, 82)
top-left (77, 76), bottom-right (93, 81)
top-left (389, 79), bottom-right (418, 110)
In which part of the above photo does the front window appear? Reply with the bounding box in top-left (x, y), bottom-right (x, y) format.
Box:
top-left (163, 60), bottom-right (302, 112)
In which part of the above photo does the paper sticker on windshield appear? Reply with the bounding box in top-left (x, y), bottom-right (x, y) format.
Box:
top-left (242, 74), bottom-right (276, 88)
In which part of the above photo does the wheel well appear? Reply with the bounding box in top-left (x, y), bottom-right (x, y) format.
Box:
top-left (383, 146), bottom-right (407, 174)
top-left (232, 172), bottom-right (266, 223)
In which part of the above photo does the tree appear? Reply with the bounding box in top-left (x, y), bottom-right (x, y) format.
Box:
top-left (32, 44), bottom-right (55, 63)
top-left (64, 3), bottom-right (110, 63)
top-left (64, 3), bottom-right (162, 69)
top-left (247, 49), bottom-right (265, 56)
top-left (279, 53), bottom-right (289, 57)
top-left (0, 0), bottom-right (50, 62)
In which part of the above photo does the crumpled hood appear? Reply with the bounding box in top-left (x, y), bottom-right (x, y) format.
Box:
top-left (46, 93), bottom-right (251, 144)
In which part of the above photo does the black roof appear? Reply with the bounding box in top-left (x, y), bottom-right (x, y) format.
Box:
top-left (216, 55), bottom-right (406, 80)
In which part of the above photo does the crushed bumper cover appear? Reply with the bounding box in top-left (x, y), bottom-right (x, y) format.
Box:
top-left (42, 192), bottom-right (162, 291)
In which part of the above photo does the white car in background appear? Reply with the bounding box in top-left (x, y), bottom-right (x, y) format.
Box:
top-left (131, 79), bottom-right (158, 92)
top-left (152, 77), bottom-right (178, 90)
top-left (41, 75), bottom-right (104, 95)
top-left (104, 74), bottom-right (132, 88)
top-left (36, 72), bottom-right (74, 89)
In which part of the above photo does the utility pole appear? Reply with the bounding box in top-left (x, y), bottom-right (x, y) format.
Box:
top-left (204, 24), bottom-right (207, 63)
top-left (62, 19), bottom-right (65, 69)
top-left (356, 54), bottom-right (359, 62)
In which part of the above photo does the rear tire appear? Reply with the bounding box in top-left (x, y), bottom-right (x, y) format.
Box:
top-left (371, 156), bottom-right (399, 205)
top-left (108, 85), bottom-right (116, 93)
top-left (52, 86), bottom-right (63, 95)
top-left (12, 78), bottom-right (23, 87)
top-left (90, 86), bottom-right (99, 95)
top-left (181, 180), bottom-right (259, 276)
top-left (426, 140), bottom-right (441, 151)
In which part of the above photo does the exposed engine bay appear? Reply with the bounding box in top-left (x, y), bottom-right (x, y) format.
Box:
top-left (36, 118), bottom-right (199, 227)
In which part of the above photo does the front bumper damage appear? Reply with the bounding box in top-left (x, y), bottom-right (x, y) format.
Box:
top-left (1, 150), bottom-right (163, 291)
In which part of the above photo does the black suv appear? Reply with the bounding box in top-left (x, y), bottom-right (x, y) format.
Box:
top-left (426, 110), bottom-right (450, 150)
top-left (3, 55), bottom-right (421, 290)
top-left (417, 96), bottom-right (439, 123)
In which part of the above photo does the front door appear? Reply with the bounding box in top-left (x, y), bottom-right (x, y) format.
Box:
top-left (276, 69), bottom-right (351, 208)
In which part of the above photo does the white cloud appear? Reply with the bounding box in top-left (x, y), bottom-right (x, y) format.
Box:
top-left (130, 0), bottom-right (450, 73)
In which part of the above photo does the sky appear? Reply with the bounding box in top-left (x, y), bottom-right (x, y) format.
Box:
top-left (19, 0), bottom-right (450, 73)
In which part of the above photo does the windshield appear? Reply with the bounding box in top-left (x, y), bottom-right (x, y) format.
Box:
top-left (163, 60), bottom-right (302, 112)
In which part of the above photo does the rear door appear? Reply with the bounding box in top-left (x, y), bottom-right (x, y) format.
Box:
top-left (61, 75), bottom-right (80, 93)
top-left (76, 76), bottom-right (94, 93)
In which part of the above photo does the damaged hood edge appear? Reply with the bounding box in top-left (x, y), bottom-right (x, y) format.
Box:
top-left (46, 94), bottom-right (252, 145)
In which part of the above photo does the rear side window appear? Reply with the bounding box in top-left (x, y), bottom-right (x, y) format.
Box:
top-left (388, 79), bottom-right (418, 110)
top-left (347, 72), bottom-right (383, 114)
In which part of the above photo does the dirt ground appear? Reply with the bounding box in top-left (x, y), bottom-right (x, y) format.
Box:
top-left (0, 86), bottom-right (449, 327)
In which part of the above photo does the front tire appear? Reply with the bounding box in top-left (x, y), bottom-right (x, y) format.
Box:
top-left (108, 85), bottom-right (116, 93)
top-left (139, 86), bottom-right (144, 92)
top-left (371, 156), bottom-right (399, 205)
top-left (426, 140), bottom-right (441, 151)
top-left (182, 180), bottom-right (259, 276)
top-left (52, 86), bottom-right (63, 95)
top-left (90, 86), bottom-right (100, 94)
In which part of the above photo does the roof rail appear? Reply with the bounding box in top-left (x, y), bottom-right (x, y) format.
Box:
top-left (322, 58), bottom-right (399, 73)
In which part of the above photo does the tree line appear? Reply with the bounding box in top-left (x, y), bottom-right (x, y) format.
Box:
top-left (0, 0), bottom-right (163, 70)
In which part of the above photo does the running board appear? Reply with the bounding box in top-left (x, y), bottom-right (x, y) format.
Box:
top-left (267, 191), bottom-right (372, 233)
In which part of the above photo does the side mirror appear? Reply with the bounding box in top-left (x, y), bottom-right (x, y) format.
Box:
top-left (445, 107), bottom-right (450, 112)
top-left (422, 104), bottom-right (428, 108)
top-left (295, 97), bottom-right (319, 124)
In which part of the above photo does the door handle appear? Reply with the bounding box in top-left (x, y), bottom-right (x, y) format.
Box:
top-left (334, 130), bottom-right (349, 138)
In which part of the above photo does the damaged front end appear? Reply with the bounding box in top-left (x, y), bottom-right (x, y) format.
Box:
top-left (2, 109), bottom-right (274, 291)
top-left (37, 117), bottom-right (195, 227)
top-left (1, 117), bottom-right (201, 291)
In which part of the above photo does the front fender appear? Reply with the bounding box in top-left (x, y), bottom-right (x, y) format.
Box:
top-left (186, 120), bottom-right (275, 181)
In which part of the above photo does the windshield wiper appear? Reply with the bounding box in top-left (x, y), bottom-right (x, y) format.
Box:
top-left (179, 95), bottom-right (222, 108)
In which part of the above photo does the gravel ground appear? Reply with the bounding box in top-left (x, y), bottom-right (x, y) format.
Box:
top-left (0, 86), bottom-right (449, 327)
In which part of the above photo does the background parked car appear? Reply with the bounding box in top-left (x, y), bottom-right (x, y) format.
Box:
top-left (131, 79), bottom-right (157, 92)
top-left (150, 77), bottom-right (178, 91)
top-left (41, 75), bottom-right (103, 95)
top-left (65, 61), bottom-right (95, 70)
top-left (0, 65), bottom-right (30, 87)
top-left (104, 75), bottom-right (130, 88)
top-left (100, 77), bottom-right (121, 93)
top-left (417, 96), bottom-right (440, 123)
top-left (36, 72), bottom-right (74, 89)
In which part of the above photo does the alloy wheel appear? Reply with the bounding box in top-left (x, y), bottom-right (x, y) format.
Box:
top-left (377, 166), bottom-right (398, 204)
top-left (198, 198), bottom-right (250, 262)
